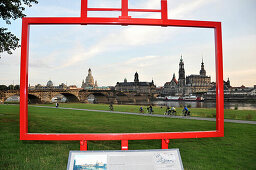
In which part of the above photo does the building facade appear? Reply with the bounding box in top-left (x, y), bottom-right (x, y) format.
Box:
top-left (186, 59), bottom-right (211, 93)
top-left (162, 56), bottom-right (212, 96)
top-left (115, 72), bottom-right (156, 94)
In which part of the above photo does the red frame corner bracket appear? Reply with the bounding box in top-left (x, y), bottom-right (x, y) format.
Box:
top-left (20, 0), bottom-right (224, 150)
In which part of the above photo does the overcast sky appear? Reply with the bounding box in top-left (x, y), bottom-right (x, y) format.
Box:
top-left (0, 0), bottom-right (255, 87)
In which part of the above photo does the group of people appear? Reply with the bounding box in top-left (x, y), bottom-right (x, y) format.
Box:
top-left (139, 105), bottom-right (191, 116)
top-left (164, 106), bottom-right (176, 115)
top-left (139, 105), bottom-right (154, 114)
top-left (108, 103), bottom-right (190, 116)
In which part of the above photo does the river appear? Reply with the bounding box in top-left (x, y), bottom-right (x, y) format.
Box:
top-left (152, 101), bottom-right (256, 110)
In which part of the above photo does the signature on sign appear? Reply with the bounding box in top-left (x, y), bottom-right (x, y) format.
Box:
top-left (154, 153), bottom-right (176, 164)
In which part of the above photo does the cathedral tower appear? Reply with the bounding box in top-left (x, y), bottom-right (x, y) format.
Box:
top-left (178, 55), bottom-right (185, 87)
top-left (200, 58), bottom-right (206, 76)
top-left (134, 72), bottom-right (139, 83)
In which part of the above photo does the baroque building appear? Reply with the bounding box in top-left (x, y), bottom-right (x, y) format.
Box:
top-left (115, 72), bottom-right (156, 94)
top-left (185, 59), bottom-right (211, 93)
top-left (30, 80), bottom-right (67, 90)
top-left (162, 73), bottom-right (178, 96)
top-left (81, 68), bottom-right (98, 89)
top-left (162, 56), bottom-right (212, 96)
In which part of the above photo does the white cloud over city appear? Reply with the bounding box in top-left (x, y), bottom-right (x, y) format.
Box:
top-left (0, 0), bottom-right (255, 87)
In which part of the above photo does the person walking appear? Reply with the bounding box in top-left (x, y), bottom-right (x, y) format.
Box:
top-left (149, 105), bottom-right (153, 114)
top-left (109, 103), bottom-right (114, 111)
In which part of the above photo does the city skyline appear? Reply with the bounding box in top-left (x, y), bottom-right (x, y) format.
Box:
top-left (0, 0), bottom-right (255, 87)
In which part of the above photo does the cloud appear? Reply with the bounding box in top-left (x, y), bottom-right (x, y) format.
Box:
top-left (170, 0), bottom-right (213, 18)
top-left (57, 25), bottom-right (176, 68)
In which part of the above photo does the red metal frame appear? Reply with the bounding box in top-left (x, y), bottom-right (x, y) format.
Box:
top-left (20, 0), bottom-right (224, 150)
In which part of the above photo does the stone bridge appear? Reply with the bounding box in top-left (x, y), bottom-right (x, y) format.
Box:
top-left (0, 89), bottom-right (156, 104)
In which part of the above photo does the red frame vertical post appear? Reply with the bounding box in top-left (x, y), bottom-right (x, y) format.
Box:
top-left (121, 140), bottom-right (129, 150)
top-left (121, 0), bottom-right (129, 18)
top-left (20, 19), bottom-right (30, 139)
top-left (215, 23), bottom-right (224, 135)
top-left (20, 0), bottom-right (224, 150)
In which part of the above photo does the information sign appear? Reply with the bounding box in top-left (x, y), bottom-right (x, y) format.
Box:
top-left (67, 149), bottom-right (183, 170)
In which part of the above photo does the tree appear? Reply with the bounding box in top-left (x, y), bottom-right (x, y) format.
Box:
top-left (0, 85), bottom-right (8, 90)
top-left (14, 85), bottom-right (20, 90)
top-left (0, 0), bottom-right (38, 57)
top-left (8, 85), bottom-right (14, 90)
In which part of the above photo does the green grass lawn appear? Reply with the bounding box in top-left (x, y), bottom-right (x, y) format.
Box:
top-left (0, 104), bottom-right (256, 170)
top-left (40, 103), bottom-right (256, 121)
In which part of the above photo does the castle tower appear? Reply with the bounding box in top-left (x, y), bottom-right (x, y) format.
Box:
top-left (200, 58), bottom-right (206, 76)
top-left (178, 55), bottom-right (185, 87)
top-left (134, 72), bottom-right (139, 83)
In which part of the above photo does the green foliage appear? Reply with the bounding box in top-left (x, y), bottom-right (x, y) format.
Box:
top-left (8, 84), bottom-right (14, 90)
top-left (14, 85), bottom-right (20, 90)
top-left (0, 84), bottom-right (8, 90)
top-left (234, 104), bottom-right (238, 110)
top-left (0, 0), bottom-right (38, 55)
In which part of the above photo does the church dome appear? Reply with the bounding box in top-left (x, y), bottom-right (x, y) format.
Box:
top-left (47, 80), bottom-right (53, 87)
top-left (85, 68), bottom-right (94, 87)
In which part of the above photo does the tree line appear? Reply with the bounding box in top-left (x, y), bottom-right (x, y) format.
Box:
top-left (0, 85), bottom-right (20, 90)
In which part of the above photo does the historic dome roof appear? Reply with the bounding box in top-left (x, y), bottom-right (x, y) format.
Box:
top-left (85, 68), bottom-right (94, 87)
top-left (47, 80), bottom-right (53, 87)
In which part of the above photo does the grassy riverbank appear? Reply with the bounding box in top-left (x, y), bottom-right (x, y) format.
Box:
top-left (39, 103), bottom-right (256, 121)
top-left (1, 104), bottom-right (256, 169)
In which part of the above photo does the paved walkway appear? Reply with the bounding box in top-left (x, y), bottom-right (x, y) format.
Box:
top-left (31, 105), bottom-right (256, 125)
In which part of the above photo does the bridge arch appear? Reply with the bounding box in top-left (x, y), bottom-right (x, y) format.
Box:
top-left (85, 92), bottom-right (109, 104)
top-left (116, 92), bottom-right (130, 104)
top-left (28, 94), bottom-right (41, 104)
top-left (5, 94), bottom-right (20, 103)
top-left (59, 93), bottom-right (79, 103)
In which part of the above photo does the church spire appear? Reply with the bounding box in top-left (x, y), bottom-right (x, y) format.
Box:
top-left (134, 72), bottom-right (139, 83)
top-left (178, 55), bottom-right (185, 87)
top-left (200, 58), bottom-right (206, 76)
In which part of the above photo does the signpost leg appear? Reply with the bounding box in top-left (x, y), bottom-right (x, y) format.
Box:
top-left (162, 139), bottom-right (169, 149)
top-left (121, 140), bottom-right (128, 150)
top-left (80, 140), bottom-right (87, 151)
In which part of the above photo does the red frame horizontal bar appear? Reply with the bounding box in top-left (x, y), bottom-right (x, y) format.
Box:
top-left (87, 8), bottom-right (162, 13)
top-left (21, 131), bottom-right (222, 141)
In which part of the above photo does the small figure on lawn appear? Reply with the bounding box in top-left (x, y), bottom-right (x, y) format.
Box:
top-left (56, 102), bottom-right (59, 108)
top-left (170, 106), bottom-right (176, 115)
top-left (149, 105), bottom-right (153, 114)
top-left (165, 106), bottom-right (170, 115)
top-left (139, 106), bottom-right (144, 113)
top-left (182, 106), bottom-right (190, 116)
top-left (109, 103), bottom-right (114, 111)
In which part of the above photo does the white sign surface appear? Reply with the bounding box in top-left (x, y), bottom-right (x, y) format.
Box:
top-left (67, 149), bottom-right (183, 170)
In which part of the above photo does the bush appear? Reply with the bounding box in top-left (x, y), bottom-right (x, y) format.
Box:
top-left (187, 104), bottom-right (192, 108)
top-left (234, 104), bottom-right (238, 110)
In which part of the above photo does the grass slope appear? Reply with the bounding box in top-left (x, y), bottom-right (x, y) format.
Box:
top-left (0, 104), bottom-right (255, 170)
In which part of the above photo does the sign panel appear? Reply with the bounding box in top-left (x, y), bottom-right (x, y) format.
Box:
top-left (67, 149), bottom-right (183, 170)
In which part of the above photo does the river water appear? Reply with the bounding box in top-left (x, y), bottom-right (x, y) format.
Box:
top-left (151, 101), bottom-right (256, 110)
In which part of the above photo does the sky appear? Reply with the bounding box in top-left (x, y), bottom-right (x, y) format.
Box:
top-left (0, 0), bottom-right (255, 87)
